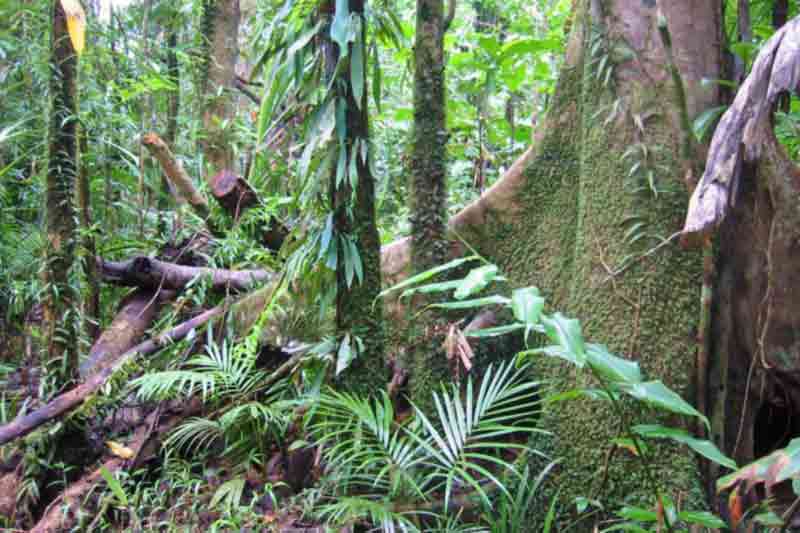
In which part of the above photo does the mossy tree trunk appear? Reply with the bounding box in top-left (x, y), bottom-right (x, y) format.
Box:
top-left (43, 0), bottom-right (80, 377)
top-left (408, 0), bottom-right (451, 410)
top-left (326, 0), bottom-right (386, 394)
top-left (415, 0), bottom-right (723, 524)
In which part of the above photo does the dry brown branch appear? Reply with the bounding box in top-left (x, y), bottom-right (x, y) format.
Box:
top-left (141, 132), bottom-right (210, 221)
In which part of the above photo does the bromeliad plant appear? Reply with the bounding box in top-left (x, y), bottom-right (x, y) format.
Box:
top-left (307, 360), bottom-right (546, 531)
top-left (381, 255), bottom-right (735, 532)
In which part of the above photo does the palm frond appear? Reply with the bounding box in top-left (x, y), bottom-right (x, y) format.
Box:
top-left (410, 361), bottom-right (543, 510)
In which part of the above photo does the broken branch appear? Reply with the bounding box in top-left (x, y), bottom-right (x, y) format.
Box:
top-left (98, 255), bottom-right (272, 292)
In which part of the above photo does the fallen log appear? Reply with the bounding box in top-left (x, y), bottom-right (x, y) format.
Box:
top-left (79, 288), bottom-right (168, 379)
top-left (98, 255), bottom-right (272, 292)
top-left (0, 285), bottom-right (276, 447)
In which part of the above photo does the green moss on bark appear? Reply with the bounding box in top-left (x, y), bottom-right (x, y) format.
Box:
top-left (461, 2), bottom-right (709, 527)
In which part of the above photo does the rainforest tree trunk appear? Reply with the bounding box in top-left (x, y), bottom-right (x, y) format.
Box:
top-left (328, 0), bottom-right (386, 393)
top-left (414, 0), bottom-right (723, 525)
top-left (43, 0), bottom-right (80, 377)
top-left (408, 0), bottom-right (450, 410)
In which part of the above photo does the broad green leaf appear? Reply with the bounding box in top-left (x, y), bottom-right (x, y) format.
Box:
top-left (692, 105), bottom-right (727, 142)
top-left (429, 295), bottom-right (510, 311)
top-left (336, 334), bottom-right (354, 376)
top-left (330, 0), bottom-right (351, 55)
top-left (540, 313), bottom-right (586, 365)
top-left (511, 287), bottom-right (544, 325)
top-left (623, 381), bottom-right (709, 429)
top-left (617, 506), bottom-right (657, 522)
top-left (453, 264), bottom-right (500, 300)
top-left (525, 345), bottom-right (585, 368)
top-left (377, 256), bottom-right (479, 299)
top-left (632, 424), bottom-right (736, 469)
top-left (372, 41), bottom-right (382, 112)
top-left (585, 343), bottom-right (642, 384)
top-left (350, 36), bottom-right (364, 109)
top-left (466, 324), bottom-right (525, 338)
top-left (99, 466), bottom-right (128, 506)
top-left (677, 511), bottom-right (726, 528)
top-left (400, 279), bottom-right (462, 300)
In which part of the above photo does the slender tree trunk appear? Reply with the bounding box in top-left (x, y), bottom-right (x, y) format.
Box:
top-left (408, 0), bottom-right (450, 409)
top-left (325, 0), bottom-right (386, 393)
top-left (200, 0), bottom-right (240, 179)
top-left (43, 0), bottom-right (79, 377)
top-left (159, 19), bottom-right (181, 231)
top-left (77, 130), bottom-right (100, 343)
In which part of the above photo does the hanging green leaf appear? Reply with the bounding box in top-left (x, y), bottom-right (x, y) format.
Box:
top-left (336, 334), bottom-right (355, 375)
top-left (372, 41), bottom-right (382, 113)
top-left (330, 0), bottom-right (351, 56)
top-left (692, 105), bottom-right (727, 142)
top-left (350, 35), bottom-right (365, 109)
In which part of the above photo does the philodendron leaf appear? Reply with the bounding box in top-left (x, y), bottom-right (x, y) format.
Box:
top-left (453, 264), bottom-right (500, 300)
top-left (585, 343), bottom-right (642, 384)
top-left (540, 313), bottom-right (586, 365)
top-left (632, 424), bottom-right (736, 470)
top-left (623, 381), bottom-right (709, 430)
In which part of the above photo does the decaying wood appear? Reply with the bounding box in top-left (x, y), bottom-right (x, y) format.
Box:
top-left (210, 169), bottom-right (258, 217)
top-left (31, 403), bottom-right (200, 533)
top-left (683, 17), bottom-right (800, 236)
top-left (141, 132), bottom-right (211, 221)
top-left (79, 288), bottom-right (169, 378)
top-left (98, 255), bottom-right (272, 292)
top-left (0, 285), bottom-right (277, 447)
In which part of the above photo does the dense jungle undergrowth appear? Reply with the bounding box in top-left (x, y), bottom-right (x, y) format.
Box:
top-left (4, 0), bottom-right (800, 531)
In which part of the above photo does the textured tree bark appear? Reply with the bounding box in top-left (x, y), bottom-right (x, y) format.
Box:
top-left (324, 0), bottom-right (387, 393)
top-left (78, 288), bottom-right (167, 378)
top-left (385, 0), bottom-right (722, 524)
top-left (43, 0), bottom-right (80, 376)
top-left (407, 0), bottom-right (451, 410)
top-left (98, 255), bottom-right (272, 292)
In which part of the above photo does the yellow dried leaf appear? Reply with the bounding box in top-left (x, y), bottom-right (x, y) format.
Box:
top-left (60, 0), bottom-right (86, 55)
top-left (106, 440), bottom-right (135, 459)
